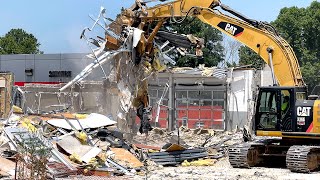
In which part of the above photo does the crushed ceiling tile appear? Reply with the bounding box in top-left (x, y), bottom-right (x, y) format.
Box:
top-left (47, 113), bottom-right (116, 130)
top-left (57, 135), bottom-right (101, 163)
top-left (172, 67), bottom-right (227, 79)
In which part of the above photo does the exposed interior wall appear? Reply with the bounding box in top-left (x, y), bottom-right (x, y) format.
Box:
top-left (227, 69), bottom-right (257, 130)
top-left (20, 82), bottom-right (108, 114)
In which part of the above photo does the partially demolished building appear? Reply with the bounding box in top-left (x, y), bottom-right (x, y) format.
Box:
top-left (0, 52), bottom-right (263, 132)
top-left (0, 2), bottom-right (267, 133)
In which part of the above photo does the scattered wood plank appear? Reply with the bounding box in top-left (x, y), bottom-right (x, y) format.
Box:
top-left (110, 148), bottom-right (143, 168)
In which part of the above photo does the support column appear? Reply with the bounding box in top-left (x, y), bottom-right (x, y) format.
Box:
top-left (168, 73), bottom-right (175, 131)
top-left (225, 82), bottom-right (229, 131)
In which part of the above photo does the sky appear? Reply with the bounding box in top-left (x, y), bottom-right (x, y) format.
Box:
top-left (0, 0), bottom-right (316, 54)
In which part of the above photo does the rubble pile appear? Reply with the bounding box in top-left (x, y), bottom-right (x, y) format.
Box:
top-left (0, 108), bottom-right (243, 179)
top-left (133, 126), bottom-right (242, 149)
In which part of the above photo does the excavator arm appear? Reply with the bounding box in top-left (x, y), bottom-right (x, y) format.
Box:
top-left (117, 0), bottom-right (304, 87)
top-left (104, 0), bottom-right (305, 135)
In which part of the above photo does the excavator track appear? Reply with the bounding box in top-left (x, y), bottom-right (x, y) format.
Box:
top-left (229, 143), bottom-right (259, 168)
top-left (286, 146), bottom-right (320, 173)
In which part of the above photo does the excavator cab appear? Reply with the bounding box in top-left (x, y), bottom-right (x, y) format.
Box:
top-left (231, 86), bottom-right (320, 172)
top-left (254, 86), bottom-right (308, 133)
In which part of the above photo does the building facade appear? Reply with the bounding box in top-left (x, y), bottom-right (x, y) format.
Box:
top-left (0, 53), bottom-right (107, 85)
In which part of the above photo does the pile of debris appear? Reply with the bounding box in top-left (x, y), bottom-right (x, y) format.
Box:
top-left (0, 108), bottom-right (242, 179)
top-left (132, 127), bottom-right (242, 167)
top-left (0, 109), bottom-right (143, 179)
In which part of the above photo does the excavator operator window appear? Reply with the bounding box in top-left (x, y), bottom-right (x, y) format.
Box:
top-left (281, 90), bottom-right (292, 131)
top-left (281, 91), bottom-right (290, 113)
top-left (257, 91), bottom-right (277, 129)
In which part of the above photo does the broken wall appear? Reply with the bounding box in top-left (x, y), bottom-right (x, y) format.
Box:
top-left (20, 82), bottom-right (111, 115)
top-left (227, 69), bottom-right (258, 130)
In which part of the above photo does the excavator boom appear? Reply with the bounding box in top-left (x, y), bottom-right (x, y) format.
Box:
top-left (136, 0), bottom-right (304, 86)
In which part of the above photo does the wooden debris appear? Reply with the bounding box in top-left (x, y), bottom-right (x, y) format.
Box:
top-left (110, 148), bottom-right (144, 168)
top-left (0, 156), bottom-right (15, 177)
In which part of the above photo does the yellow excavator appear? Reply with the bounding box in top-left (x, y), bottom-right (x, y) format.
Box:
top-left (107, 0), bottom-right (320, 172)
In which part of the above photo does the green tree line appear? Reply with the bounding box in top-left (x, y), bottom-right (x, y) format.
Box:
top-left (0, 28), bottom-right (41, 54)
top-left (238, 1), bottom-right (319, 90)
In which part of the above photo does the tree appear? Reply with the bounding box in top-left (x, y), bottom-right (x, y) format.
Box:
top-left (272, 1), bottom-right (320, 90)
top-left (0, 28), bottom-right (41, 54)
top-left (238, 46), bottom-right (264, 69)
top-left (168, 18), bottom-right (225, 67)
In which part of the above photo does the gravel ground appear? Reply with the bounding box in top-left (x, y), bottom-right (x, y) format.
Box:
top-left (131, 129), bottom-right (320, 180)
top-left (134, 158), bottom-right (320, 180)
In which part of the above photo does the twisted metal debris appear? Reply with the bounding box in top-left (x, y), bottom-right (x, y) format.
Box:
top-left (60, 1), bottom-right (207, 134)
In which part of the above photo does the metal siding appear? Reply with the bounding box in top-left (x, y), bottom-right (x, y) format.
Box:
top-left (60, 58), bottom-right (85, 82)
top-left (25, 54), bottom-right (35, 60)
top-left (1, 54), bottom-right (25, 60)
top-left (61, 53), bottom-right (88, 59)
top-left (1, 60), bottom-right (25, 82)
top-left (34, 59), bottom-right (61, 82)
top-left (0, 53), bottom-right (115, 82)
top-left (34, 54), bottom-right (61, 60)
